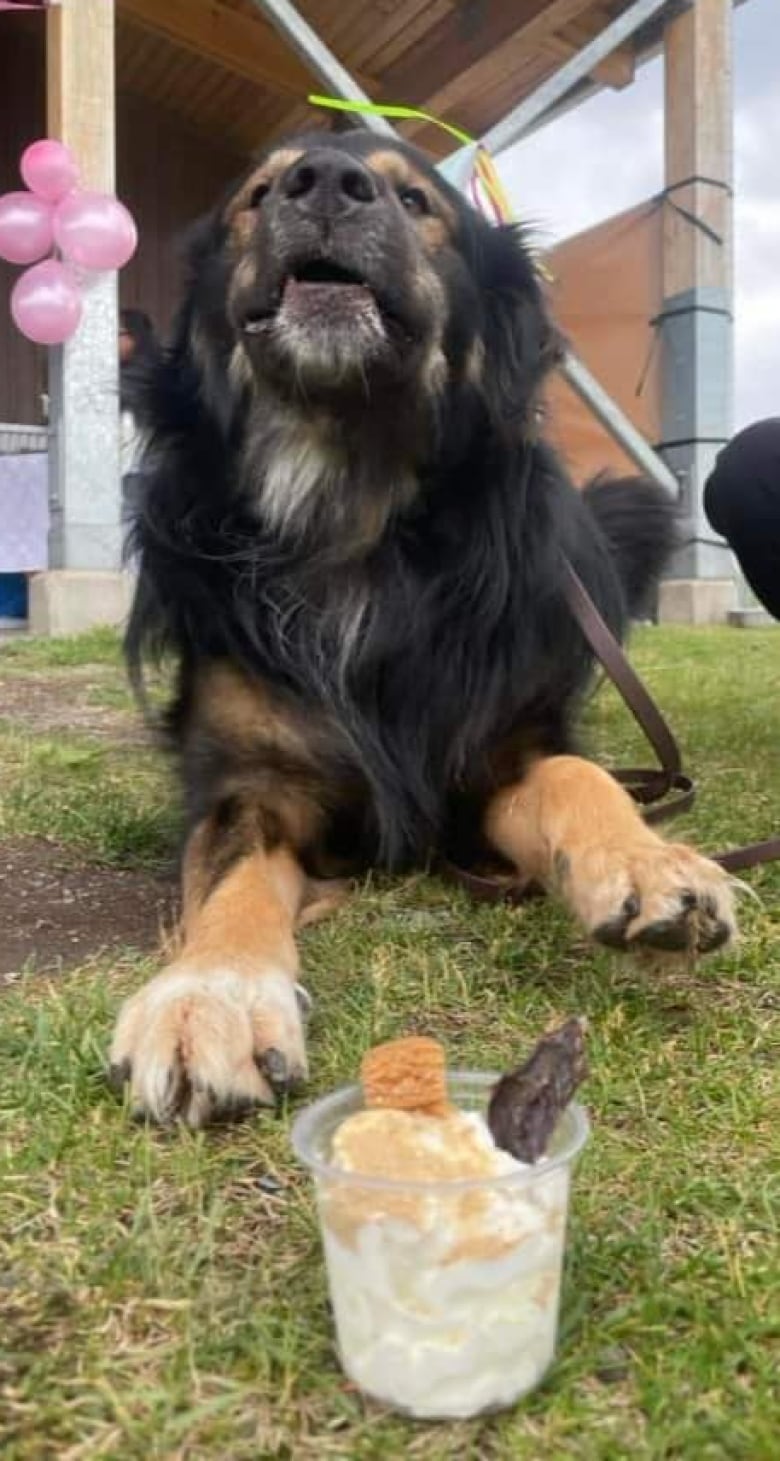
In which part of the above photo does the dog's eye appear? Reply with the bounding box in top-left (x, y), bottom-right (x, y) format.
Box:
top-left (398, 185), bottom-right (430, 217)
top-left (248, 182), bottom-right (270, 209)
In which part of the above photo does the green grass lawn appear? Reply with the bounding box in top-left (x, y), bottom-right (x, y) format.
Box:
top-left (1, 627), bottom-right (779, 1459)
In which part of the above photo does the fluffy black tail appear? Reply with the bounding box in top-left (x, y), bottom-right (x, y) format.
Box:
top-left (583, 474), bottom-right (678, 617)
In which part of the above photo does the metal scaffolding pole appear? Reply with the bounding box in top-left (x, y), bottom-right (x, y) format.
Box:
top-left (563, 356), bottom-right (679, 495)
top-left (481, 0), bottom-right (671, 155)
top-left (254, 0), bottom-right (677, 495)
top-left (249, 0), bottom-right (395, 137)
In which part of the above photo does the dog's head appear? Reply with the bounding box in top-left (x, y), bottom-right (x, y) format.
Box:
top-left (167, 132), bottom-right (561, 545)
top-left (186, 131), bottom-right (558, 415)
top-left (225, 133), bottom-right (459, 401)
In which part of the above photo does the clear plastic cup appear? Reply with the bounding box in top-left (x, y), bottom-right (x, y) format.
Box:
top-left (291, 1071), bottom-right (589, 1420)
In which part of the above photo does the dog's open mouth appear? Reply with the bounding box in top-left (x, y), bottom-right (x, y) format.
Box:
top-left (285, 259), bottom-right (371, 293)
top-left (243, 259), bottom-right (380, 334)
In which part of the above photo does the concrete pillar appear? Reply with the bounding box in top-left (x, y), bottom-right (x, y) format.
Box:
top-left (658, 0), bottom-right (736, 624)
top-left (31, 0), bottom-right (125, 635)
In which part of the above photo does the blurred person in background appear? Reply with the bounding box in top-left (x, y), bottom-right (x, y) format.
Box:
top-left (704, 419), bottom-right (780, 619)
top-left (119, 308), bottom-right (160, 539)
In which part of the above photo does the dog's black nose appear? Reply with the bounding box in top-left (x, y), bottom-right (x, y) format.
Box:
top-left (281, 149), bottom-right (379, 216)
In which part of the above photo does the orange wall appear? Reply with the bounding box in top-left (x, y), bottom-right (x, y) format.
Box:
top-left (543, 202), bottom-right (664, 485)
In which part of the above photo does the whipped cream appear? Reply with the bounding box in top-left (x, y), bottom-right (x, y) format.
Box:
top-left (320, 1107), bottom-right (569, 1419)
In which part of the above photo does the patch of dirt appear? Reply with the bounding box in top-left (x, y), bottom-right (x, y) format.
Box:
top-left (0, 667), bottom-right (151, 745)
top-left (0, 838), bottom-right (177, 977)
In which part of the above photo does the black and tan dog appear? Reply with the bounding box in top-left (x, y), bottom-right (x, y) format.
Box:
top-left (111, 132), bottom-right (735, 1125)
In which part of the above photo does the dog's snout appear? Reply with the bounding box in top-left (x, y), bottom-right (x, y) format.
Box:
top-left (281, 149), bottom-right (378, 216)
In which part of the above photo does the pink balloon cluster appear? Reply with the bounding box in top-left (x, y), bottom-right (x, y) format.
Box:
top-left (0, 138), bottom-right (137, 345)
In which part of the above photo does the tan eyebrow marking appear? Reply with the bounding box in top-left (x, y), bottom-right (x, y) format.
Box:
top-left (365, 149), bottom-right (457, 232)
top-left (226, 148), bottom-right (304, 243)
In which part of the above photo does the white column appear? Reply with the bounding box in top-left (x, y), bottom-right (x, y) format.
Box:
top-left (31, 0), bottom-right (125, 633)
top-left (659, 0), bottom-right (735, 623)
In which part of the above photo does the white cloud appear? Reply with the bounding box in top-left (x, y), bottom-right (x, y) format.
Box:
top-left (733, 58), bottom-right (780, 423)
top-left (497, 65), bottom-right (663, 249)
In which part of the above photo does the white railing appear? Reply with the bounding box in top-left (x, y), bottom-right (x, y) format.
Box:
top-left (0, 424), bottom-right (50, 455)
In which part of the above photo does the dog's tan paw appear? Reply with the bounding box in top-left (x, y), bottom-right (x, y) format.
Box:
top-left (109, 965), bottom-right (309, 1126)
top-left (561, 839), bottom-right (737, 955)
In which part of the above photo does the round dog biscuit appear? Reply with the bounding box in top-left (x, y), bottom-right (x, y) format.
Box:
top-left (360, 1035), bottom-right (449, 1114)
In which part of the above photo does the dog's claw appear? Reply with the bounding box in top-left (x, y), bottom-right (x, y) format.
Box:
top-left (107, 1059), bottom-right (131, 1095)
top-left (295, 983), bottom-right (313, 1021)
top-left (635, 917), bottom-right (692, 951)
top-left (260, 1047), bottom-right (289, 1091)
top-left (593, 893), bottom-right (640, 949)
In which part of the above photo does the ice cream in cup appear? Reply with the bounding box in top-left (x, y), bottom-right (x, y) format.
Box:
top-left (291, 1029), bottom-right (589, 1420)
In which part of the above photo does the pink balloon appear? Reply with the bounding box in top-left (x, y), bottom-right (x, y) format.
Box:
top-left (54, 191), bottom-right (137, 271)
top-left (11, 259), bottom-right (83, 346)
top-left (0, 191), bottom-right (54, 265)
top-left (20, 139), bottom-right (80, 203)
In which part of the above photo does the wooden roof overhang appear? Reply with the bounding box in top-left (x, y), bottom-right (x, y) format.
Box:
top-left (114, 0), bottom-right (689, 161)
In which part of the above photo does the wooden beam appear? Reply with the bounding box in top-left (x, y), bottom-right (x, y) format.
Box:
top-left (49, 0), bottom-right (116, 187)
top-left (547, 11), bottom-right (636, 91)
top-left (660, 0), bottom-right (734, 586)
top-left (120, 0), bottom-right (376, 102)
top-left (388, 0), bottom-right (597, 136)
top-left (545, 38), bottom-right (635, 91)
top-left (663, 0), bottom-right (732, 295)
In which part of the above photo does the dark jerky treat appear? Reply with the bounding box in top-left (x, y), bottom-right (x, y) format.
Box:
top-left (487, 1018), bottom-right (588, 1162)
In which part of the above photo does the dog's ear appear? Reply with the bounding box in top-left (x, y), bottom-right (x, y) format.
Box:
top-left (480, 224), bottom-right (564, 427)
top-left (168, 209), bottom-right (247, 442)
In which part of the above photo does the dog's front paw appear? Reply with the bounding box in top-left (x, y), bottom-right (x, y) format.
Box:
top-left (109, 964), bottom-right (310, 1126)
top-left (562, 838), bottom-right (737, 955)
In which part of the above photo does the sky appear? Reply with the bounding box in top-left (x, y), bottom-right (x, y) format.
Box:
top-left (497, 0), bottom-right (779, 430)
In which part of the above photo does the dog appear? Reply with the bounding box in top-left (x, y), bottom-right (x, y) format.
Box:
top-left (110, 131), bottom-right (736, 1125)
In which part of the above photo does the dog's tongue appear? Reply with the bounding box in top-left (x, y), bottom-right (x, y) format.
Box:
top-left (282, 276), bottom-right (375, 317)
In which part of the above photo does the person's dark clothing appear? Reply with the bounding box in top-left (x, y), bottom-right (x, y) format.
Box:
top-left (704, 418), bottom-right (780, 619)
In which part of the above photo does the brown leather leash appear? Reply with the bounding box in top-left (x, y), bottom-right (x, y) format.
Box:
top-left (443, 559), bottom-right (780, 903)
top-left (562, 561), bottom-right (696, 825)
top-left (562, 562), bottom-right (780, 873)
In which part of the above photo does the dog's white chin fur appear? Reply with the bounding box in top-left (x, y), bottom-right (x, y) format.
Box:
top-left (272, 306), bottom-right (390, 386)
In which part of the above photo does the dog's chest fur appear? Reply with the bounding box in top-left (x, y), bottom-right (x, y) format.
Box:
top-left (241, 399), bottom-right (424, 554)
top-left (223, 505), bottom-right (529, 867)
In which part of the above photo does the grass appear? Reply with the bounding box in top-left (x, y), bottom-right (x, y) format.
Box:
top-left (0, 625), bottom-right (122, 671)
top-left (0, 729), bottom-right (176, 868)
top-left (1, 625), bottom-right (779, 1459)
